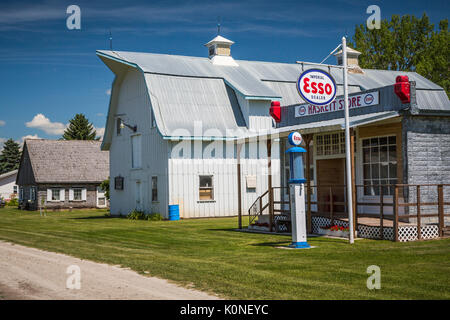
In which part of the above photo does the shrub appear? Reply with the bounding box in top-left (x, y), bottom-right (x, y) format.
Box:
top-left (126, 210), bottom-right (164, 221)
top-left (127, 209), bottom-right (146, 220)
top-left (7, 198), bottom-right (18, 206)
top-left (147, 213), bottom-right (163, 221)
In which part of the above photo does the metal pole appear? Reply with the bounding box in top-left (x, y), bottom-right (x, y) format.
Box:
top-left (342, 37), bottom-right (355, 244)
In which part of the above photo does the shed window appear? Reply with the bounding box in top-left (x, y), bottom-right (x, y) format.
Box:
top-left (30, 187), bottom-right (36, 201)
top-left (73, 188), bottom-right (82, 201)
top-left (52, 189), bottom-right (60, 201)
top-left (362, 136), bottom-right (397, 196)
top-left (19, 187), bottom-right (23, 200)
top-left (152, 176), bottom-right (158, 202)
top-left (13, 186), bottom-right (17, 194)
top-left (199, 175), bottom-right (214, 200)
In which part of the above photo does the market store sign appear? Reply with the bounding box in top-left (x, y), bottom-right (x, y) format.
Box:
top-left (295, 91), bottom-right (379, 118)
top-left (297, 69), bottom-right (337, 106)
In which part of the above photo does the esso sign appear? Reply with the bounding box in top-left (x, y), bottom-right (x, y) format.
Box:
top-left (297, 69), bottom-right (337, 106)
top-left (288, 132), bottom-right (302, 146)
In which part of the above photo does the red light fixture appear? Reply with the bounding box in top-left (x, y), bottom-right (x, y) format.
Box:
top-left (394, 75), bottom-right (410, 104)
top-left (270, 101), bottom-right (281, 123)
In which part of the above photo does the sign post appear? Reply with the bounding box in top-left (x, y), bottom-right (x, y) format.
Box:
top-left (286, 132), bottom-right (310, 249)
top-left (342, 37), bottom-right (355, 244)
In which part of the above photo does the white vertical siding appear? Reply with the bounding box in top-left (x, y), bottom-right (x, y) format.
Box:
top-left (109, 68), bottom-right (169, 217)
top-left (168, 139), bottom-right (280, 218)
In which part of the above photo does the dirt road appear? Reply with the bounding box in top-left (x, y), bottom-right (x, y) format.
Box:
top-left (0, 241), bottom-right (219, 300)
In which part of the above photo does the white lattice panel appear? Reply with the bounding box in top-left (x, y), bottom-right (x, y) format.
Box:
top-left (398, 225), bottom-right (439, 242)
top-left (358, 225), bottom-right (394, 241)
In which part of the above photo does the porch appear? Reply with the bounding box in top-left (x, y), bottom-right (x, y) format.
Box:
top-left (246, 184), bottom-right (450, 242)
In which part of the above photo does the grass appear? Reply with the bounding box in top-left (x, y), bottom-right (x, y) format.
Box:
top-left (0, 207), bottom-right (449, 299)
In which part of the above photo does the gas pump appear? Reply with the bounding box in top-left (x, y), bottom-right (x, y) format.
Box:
top-left (286, 132), bottom-right (310, 249)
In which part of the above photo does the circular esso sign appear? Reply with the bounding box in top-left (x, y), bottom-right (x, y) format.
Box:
top-left (288, 132), bottom-right (302, 146)
top-left (297, 69), bottom-right (337, 106)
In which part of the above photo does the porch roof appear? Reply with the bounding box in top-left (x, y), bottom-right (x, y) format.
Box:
top-left (273, 110), bottom-right (400, 136)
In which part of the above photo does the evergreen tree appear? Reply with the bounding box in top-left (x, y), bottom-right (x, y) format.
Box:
top-left (0, 139), bottom-right (21, 174)
top-left (351, 14), bottom-right (449, 97)
top-left (62, 114), bottom-right (99, 140)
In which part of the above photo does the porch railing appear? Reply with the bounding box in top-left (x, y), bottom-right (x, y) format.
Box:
top-left (248, 184), bottom-right (450, 241)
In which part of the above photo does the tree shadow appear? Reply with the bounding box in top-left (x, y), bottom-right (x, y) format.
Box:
top-left (71, 215), bottom-right (115, 220)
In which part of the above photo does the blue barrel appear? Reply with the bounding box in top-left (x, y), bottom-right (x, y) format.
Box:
top-left (168, 204), bottom-right (180, 221)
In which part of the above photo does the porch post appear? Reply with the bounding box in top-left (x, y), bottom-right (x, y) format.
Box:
top-left (350, 128), bottom-right (357, 239)
top-left (267, 139), bottom-right (273, 232)
top-left (237, 142), bottom-right (243, 229)
top-left (304, 134), bottom-right (312, 233)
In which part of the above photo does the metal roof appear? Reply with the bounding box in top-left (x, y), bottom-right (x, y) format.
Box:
top-left (0, 169), bottom-right (17, 180)
top-left (145, 73), bottom-right (246, 138)
top-left (275, 111), bottom-right (400, 135)
top-left (415, 89), bottom-right (450, 112)
top-left (97, 50), bottom-right (280, 100)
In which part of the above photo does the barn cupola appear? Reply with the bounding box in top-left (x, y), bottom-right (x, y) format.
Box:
top-left (334, 46), bottom-right (364, 74)
top-left (204, 35), bottom-right (239, 66)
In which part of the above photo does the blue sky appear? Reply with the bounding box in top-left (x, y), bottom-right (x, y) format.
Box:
top-left (0, 0), bottom-right (448, 146)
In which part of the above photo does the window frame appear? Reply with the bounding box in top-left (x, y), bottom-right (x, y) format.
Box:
top-left (131, 134), bottom-right (142, 169)
top-left (361, 135), bottom-right (397, 196)
top-left (199, 175), bottom-right (214, 201)
top-left (151, 176), bottom-right (158, 202)
top-left (51, 188), bottom-right (61, 201)
top-left (73, 188), bottom-right (83, 201)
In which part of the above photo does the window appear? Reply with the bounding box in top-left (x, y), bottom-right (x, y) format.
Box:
top-left (30, 187), bottom-right (36, 201)
top-left (117, 118), bottom-right (122, 135)
top-left (208, 46), bottom-right (215, 56)
top-left (152, 176), bottom-right (158, 202)
top-left (362, 136), bottom-right (397, 196)
top-left (115, 176), bottom-right (124, 190)
top-left (98, 197), bottom-right (106, 206)
top-left (13, 186), bottom-right (17, 194)
top-left (131, 135), bottom-right (142, 168)
top-left (52, 189), bottom-right (60, 201)
top-left (316, 132), bottom-right (345, 156)
top-left (199, 175), bottom-right (214, 201)
top-left (19, 187), bottom-right (23, 200)
top-left (73, 188), bottom-right (82, 201)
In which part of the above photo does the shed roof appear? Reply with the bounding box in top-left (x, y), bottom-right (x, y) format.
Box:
top-left (0, 169), bottom-right (17, 180)
top-left (24, 139), bottom-right (109, 183)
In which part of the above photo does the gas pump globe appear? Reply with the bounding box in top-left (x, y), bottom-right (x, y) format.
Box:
top-left (286, 132), bottom-right (311, 249)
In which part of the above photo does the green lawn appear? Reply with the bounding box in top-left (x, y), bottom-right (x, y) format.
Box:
top-left (0, 207), bottom-right (449, 299)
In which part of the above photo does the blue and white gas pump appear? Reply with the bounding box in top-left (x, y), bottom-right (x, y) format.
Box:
top-left (286, 132), bottom-right (310, 249)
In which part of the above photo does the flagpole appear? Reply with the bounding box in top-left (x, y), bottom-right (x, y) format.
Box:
top-left (342, 36), bottom-right (354, 244)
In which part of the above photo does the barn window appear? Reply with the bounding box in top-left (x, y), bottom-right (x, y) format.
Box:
top-left (114, 176), bottom-right (124, 190)
top-left (362, 136), bottom-right (397, 196)
top-left (199, 175), bottom-right (214, 201)
top-left (117, 118), bottom-right (122, 135)
top-left (152, 176), bottom-right (158, 202)
top-left (131, 135), bottom-right (142, 169)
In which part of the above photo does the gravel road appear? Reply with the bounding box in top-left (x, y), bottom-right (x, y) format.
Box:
top-left (0, 241), bottom-right (219, 300)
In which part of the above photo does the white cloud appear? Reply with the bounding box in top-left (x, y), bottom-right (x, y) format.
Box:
top-left (95, 127), bottom-right (105, 140)
top-left (0, 120), bottom-right (5, 126)
top-left (0, 137), bottom-right (6, 151)
top-left (96, 113), bottom-right (105, 117)
top-left (25, 114), bottom-right (67, 135)
top-left (106, 89), bottom-right (111, 96)
top-left (20, 134), bottom-right (40, 142)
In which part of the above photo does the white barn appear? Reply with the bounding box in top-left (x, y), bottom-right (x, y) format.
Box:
top-left (97, 35), bottom-right (281, 218)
